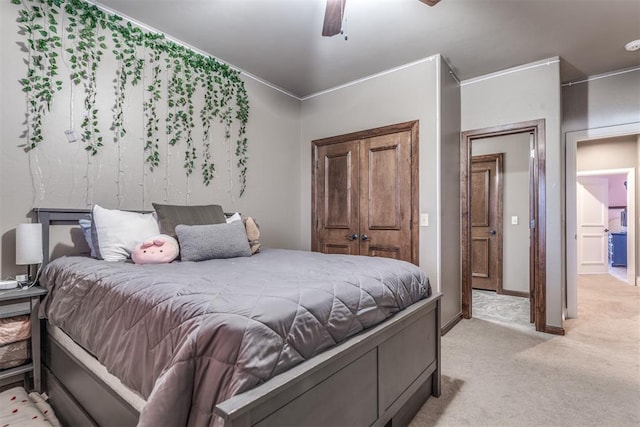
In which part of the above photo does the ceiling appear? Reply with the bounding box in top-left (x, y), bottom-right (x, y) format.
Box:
top-left (94, 0), bottom-right (640, 98)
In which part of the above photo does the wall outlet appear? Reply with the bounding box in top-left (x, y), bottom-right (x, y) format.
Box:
top-left (420, 213), bottom-right (429, 227)
top-left (511, 216), bottom-right (519, 225)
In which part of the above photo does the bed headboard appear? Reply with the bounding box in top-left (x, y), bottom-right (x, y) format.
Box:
top-left (34, 208), bottom-right (92, 268)
top-left (34, 207), bottom-right (237, 268)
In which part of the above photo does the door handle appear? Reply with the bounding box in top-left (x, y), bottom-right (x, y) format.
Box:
top-left (346, 233), bottom-right (359, 241)
top-left (488, 230), bottom-right (496, 235)
top-left (361, 234), bottom-right (369, 241)
top-left (604, 228), bottom-right (609, 233)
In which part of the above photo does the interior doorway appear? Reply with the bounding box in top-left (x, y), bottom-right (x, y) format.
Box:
top-left (576, 170), bottom-right (635, 284)
top-left (565, 122), bottom-right (640, 319)
top-left (461, 119), bottom-right (550, 334)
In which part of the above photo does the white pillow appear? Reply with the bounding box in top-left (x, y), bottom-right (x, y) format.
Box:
top-left (225, 212), bottom-right (242, 223)
top-left (91, 205), bottom-right (160, 261)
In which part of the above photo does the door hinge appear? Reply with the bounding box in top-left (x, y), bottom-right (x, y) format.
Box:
top-left (530, 219), bottom-right (536, 229)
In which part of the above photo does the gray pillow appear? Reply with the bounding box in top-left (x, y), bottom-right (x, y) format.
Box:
top-left (176, 221), bottom-right (251, 261)
top-left (152, 203), bottom-right (226, 239)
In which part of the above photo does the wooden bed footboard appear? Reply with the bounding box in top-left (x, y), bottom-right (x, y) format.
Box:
top-left (216, 294), bottom-right (441, 427)
top-left (43, 295), bottom-right (440, 427)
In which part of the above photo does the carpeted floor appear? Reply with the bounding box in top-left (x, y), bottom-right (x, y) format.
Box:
top-left (409, 274), bottom-right (640, 427)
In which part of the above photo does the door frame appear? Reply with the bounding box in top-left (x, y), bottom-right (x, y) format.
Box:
top-left (470, 153), bottom-right (504, 293)
top-left (461, 119), bottom-right (548, 333)
top-left (311, 120), bottom-right (420, 264)
top-left (566, 122), bottom-right (640, 318)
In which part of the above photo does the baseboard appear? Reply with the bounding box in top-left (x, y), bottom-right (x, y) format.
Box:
top-left (441, 312), bottom-right (462, 336)
top-left (543, 325), bottom-right (565, 335)
top-left (499, 289), bottom-right (529, 298)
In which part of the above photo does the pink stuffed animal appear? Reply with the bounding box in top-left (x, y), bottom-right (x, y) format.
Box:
top-left (131, 234), bottom-right (179, 264)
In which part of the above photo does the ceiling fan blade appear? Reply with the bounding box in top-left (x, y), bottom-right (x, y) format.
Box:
top-left (322, 0), bottom-right (346, 37)
top-left (418, 0), bottom-right (442, 6)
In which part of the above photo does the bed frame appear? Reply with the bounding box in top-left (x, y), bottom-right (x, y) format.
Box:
top-left (35, 207), bottom-right (441, 427)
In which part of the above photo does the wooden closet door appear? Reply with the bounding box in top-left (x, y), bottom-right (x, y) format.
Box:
top-left (312, 121), bottom-right (418, 264)
top-left (359, 131), bottom-right (413, 261)
top-left (314, 140), bottom-right (360, 255)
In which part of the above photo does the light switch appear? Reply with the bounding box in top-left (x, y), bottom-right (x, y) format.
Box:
top-left (420, 213), bottom-right (429, 227)
top-left (511, 216), bottom-right (519, 225)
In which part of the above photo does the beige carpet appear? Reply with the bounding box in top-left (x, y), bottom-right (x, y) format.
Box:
top-left (409, 274), bottom-right (640, 427)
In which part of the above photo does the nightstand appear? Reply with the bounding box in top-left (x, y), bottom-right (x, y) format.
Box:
top-left (0, 286), bottom-right (47, 392)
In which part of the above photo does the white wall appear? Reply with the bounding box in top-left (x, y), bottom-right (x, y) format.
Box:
top-left (473, 133), bottom-right (530, 295)
top-left (0, 1), bottom-right (303, 277)
top-left (300, 55), bottom-right (462, 327)
top-left (461, 58), bottom-right (563, 328)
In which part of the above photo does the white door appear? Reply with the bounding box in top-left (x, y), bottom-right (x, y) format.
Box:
top-left (577, 176), bottom-right (609, 274)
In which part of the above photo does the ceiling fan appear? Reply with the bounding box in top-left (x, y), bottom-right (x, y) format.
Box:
top-left (322, 0), bottom-right (442, 37)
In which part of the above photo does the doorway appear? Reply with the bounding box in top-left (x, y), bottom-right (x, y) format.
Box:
top-left (461, 119), bottom-right (549, 333)
top-left (566, 122), bottom-right (640, 319)
top-left (576, 170), bottom-right (635, 283)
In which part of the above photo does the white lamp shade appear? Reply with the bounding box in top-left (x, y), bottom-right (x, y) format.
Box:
top-left (16, 223), bottom-right (43, 265)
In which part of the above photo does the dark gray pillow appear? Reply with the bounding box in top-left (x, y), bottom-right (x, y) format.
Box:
top-left (176, 221), bottom-right (251, 261)
top-left (152, 203), bottom-right (226, 239)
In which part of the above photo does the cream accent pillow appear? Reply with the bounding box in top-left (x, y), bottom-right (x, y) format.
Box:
top-left (91, 205), bottom-right (160, 261)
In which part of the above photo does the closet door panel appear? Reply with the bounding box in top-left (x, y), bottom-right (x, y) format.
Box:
top-left (360, 131), bottom-right (413, 262)
top-left (314, 140), bottom-right (360, 255)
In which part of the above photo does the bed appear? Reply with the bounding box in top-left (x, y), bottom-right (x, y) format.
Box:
top-left (35, 208), bottom-right (441, 427)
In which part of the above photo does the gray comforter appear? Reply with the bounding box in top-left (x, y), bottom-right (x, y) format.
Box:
top-left (39, 248), bottom-right (429, 426)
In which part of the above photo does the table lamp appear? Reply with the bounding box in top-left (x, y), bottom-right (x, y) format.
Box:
top-left (16, 223), bottom-right (43, 285)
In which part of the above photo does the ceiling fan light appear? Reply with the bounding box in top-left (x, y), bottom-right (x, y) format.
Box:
top-left (418, 0), bottom-right (442, 6)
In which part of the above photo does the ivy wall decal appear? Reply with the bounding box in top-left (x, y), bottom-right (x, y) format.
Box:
top-left (12, 0), bottom-right (250, 196)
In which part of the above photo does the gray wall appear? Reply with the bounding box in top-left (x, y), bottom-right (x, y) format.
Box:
top-left (439, 58), bottom-right (462, 328)
top-left (461, 58), bottom-right (563, 328)
top-left (473, 133), bottom-right (530, 294)
top-left (300, 55), bottom-right (462, 327)
top-left (0, 1), bottom-right (303, 277)
top-left (563, 69), bottom-right (640, 134)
